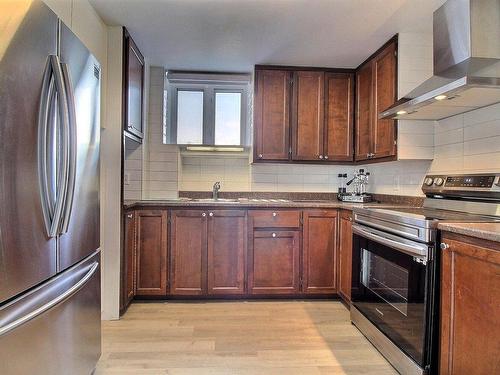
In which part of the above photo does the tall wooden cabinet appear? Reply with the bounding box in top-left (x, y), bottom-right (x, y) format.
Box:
top-left (439, 233), bottom-right (500, 374)
top-left (355, 39), bottom-right (397, 161)
top-left (338, 210), bottom-right (353, 302)
top-left (123, 28), bottom-right (144, 142)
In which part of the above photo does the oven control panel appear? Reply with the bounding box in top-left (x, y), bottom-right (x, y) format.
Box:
top-left (422, 173), bottom-right (500, 196)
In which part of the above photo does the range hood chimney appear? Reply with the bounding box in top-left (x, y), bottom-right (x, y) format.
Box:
top-left (380, 0), bottom-right (500, 120)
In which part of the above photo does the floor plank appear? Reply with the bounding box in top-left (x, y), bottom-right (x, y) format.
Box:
top-left (95, 301), bottom-right (397, 375)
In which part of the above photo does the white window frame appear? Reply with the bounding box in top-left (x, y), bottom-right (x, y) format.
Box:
top-left (165, 72), bottom-right (250, 146)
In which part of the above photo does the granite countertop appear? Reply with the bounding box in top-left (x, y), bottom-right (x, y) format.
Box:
top-left (123, 198), bottom-right (409, 210)
top-left (438, 222), bottom-right (500, 243)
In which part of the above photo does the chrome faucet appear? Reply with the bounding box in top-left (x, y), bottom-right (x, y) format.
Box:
top-left (212, 181), bottom-right (221, 200)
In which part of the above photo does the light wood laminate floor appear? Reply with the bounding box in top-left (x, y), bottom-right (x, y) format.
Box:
top-left (95, 301), bottom-right (397, 375)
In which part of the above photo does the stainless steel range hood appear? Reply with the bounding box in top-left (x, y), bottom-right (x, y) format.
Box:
top-left (380, 0), bottom-right (500, 120)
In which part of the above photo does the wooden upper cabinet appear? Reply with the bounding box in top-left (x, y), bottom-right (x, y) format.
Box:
top-left (254, 69), bottom-right (292, 161)
top-left (372, 42), bottom-right (397, 159)
top-left (135, 210), bottom-right (168, 296)
top-left (207, 210), bottom-right (247, 295)
top-left (302, 210), bottom-right (338, 294)
top-left (123, 28), bottom-right (144, 141)
top-left (355, 62), bottom-right (373, 161)
top-left (292, 71), bottom-right (324, 161)
top-left (324, 73), bottom-right (354, 161)
top-left (355, 38), bottom-right (397, 161)
top-left (170, 210), bottom-right (207, 296)
top-left (248, 230), bottom-right (300, 295)
top-left (338, 210), bottom-right (353, 303)
top-left (440, 233), bottom-right (500, 375)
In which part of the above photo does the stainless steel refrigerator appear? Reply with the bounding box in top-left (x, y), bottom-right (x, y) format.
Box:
top-left (0, 1), bottom-right (101, 374)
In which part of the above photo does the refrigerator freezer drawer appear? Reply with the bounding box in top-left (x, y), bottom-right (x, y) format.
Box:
top-left (0, 250), bottom-right (101, 375)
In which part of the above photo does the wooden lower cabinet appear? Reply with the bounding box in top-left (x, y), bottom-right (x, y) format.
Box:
top-left (302, 210), bottom-right (337, 294)
top-left (121, 211), bottom-right (136, 311)
top-left (249, 230), bottom-right (300, 295)
top-left (170, 210), bottom-right (207, 296)
top-left (338, 210), bottom-right (353, 302)
top-left (439, 233), bottom-right (500, 374)
top-left (207, 210), bottom-right (247, 295)
top-left (135, 210), bottom-right (168, 296)
top-left (170, 209), bottom-right (247, 296)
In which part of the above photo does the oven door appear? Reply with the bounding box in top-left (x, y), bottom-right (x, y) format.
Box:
top-left (351, 224), bottom-right (435, 368)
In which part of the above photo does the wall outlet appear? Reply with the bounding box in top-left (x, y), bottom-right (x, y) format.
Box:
top-left (124, 172), bottom-right (130, 185)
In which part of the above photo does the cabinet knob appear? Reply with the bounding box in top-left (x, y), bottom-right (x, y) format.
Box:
top-left (202, 212), bottom-right (206, 217)
top-left (258, 154), bottom-right (263, 159)
top-left (319, 155), bottom-right (324, 159)
top-left (440, 242), bottom-right (450, 250)
top-left (127, 213), bottom-right (133, 219)
top-left (272, 233), bottom-right (277, 238)
top-left (209, 212), bottom-right (214, 217)
top-left (272, 212), bottom-right (277, 217)
top-left (324, 155), bottom-right (328, 160)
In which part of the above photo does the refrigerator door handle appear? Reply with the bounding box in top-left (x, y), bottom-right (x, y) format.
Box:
top-left (0, 260), bottom-right (98, 337)
top-left (59, 63), bottom-right (77, 234)
top-left (49, 55), bottom-right (70, 238)
top-left (37, 57), bottom-right (56, 237)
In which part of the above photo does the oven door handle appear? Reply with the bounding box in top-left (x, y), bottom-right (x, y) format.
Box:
top-left (353, 224), bottom-right (429, 259)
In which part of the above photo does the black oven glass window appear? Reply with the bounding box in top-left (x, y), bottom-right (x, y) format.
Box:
top-left (361, 249), bottom-right (409, 316)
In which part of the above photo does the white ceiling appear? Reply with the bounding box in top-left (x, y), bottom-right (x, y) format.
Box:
top-left (89, 0), bottom-right (446, 72)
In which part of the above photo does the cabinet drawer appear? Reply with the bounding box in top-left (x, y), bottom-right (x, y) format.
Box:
top-left (249, 210), bottom-right (301, 228)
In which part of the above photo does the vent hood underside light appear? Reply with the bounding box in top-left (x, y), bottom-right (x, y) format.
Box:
top-left (380, 76), bottom-right (500, 120)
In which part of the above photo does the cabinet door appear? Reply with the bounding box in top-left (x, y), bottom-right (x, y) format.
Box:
top-left (338, 210), bottom-right (353, 302)
top-left (440, 234), bottom-right (500, 375)
top-left (372, 41), bottom-right (397, 159)
top-left (355, 62), bottom-right (373, 161)
top-left (207, 210), bottom-right (246, 295)
top-left (253, 69), bottom-right (292, 161)
top-left (303, 210), bottom-right (338, 294)
top-left (324, 73), bottom-right (354, 161)
top-left (135, 210), bottom-right (168, 296)
top-left (124, 28), bottom-right (144, 139)
top-left (291, 71), bottom-right (325, 161)
top-left (122, 211), bottom-right (136, 310)
top-left (248, 230), bottom-right (300, 295)
top-left (170, 210), bottom-right (207, 295)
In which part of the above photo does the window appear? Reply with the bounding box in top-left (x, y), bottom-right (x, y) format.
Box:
top-left (177, 90), bottom-right (204, 144)
top-left (164, 72), bottom-right (249, 146)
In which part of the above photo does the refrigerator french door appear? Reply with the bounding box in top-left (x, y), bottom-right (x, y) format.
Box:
top-left (0, 1), bottom-right (101, 374)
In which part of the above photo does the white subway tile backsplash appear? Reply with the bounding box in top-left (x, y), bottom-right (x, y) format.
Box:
top-left (434, 128), bottom-right (463, 146)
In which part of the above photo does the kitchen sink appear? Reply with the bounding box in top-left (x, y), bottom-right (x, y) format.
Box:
top-left (192, 198), bottom-right (240, 203)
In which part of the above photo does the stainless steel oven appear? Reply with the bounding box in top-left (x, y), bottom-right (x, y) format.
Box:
top-left (351, 224), bottom-right (437, 375)
top-left (350, 173), bottom-right (500, 375)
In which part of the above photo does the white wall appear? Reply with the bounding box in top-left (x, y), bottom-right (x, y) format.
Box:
top-left (143, 67), bottom-right (179, 199)
top-left (430, 103), bottom-right (500, 173)
top-left (43, 0), bottom-right (122, 320)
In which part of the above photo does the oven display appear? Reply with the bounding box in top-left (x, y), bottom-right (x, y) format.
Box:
top-left (445, 175), bottom-right (495, 188)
